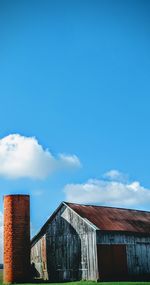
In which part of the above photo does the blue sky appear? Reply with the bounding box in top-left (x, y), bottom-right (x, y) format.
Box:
top-left (0, 0), bottom-right (150, 254)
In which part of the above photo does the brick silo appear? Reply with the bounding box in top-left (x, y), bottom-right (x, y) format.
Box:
top-left (3, 195), bottom-right (30, 283)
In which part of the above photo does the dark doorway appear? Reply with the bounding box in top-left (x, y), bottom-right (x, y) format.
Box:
top-left (97, 244), bottom-right (128, 281)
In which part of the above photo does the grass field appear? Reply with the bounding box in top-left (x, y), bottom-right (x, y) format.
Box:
top-left (1, 282), bottom-right (150, 285)
top-left (2, 280), bottom-right (150, 284)
top-left (1, 272), bottom-right (150, 285)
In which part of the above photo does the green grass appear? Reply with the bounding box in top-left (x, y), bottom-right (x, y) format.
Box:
top-left (1, 273), bottom-right (150, 285)
top-left (0, 277), bottom-right (144, 284)
top-left (2, 281), bottom-right (150, 285)
top-left (1, 278), bottom-right (150, 285)
top-left (2, 283), bottom-right (150, 285)
top-left (0, 271), bottom-right (2, 283)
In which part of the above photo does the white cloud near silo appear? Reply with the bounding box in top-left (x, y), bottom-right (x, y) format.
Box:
top-left (0, 134), bottom-right (81, 179)
top-left (64, 170), bottom-right (150, 210)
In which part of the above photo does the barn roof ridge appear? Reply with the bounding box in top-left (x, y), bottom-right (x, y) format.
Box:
top-left (64, 201), bottom-right (150, 214)
top-left (65, 202), bottom-right (150, 234)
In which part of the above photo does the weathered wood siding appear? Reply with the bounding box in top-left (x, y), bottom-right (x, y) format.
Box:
top-left (31, 235), bottom-right (48, 280)
top-left (97, 231), bottom-right (150, 279)
top-left (31, 204), bottom-right (98, 281)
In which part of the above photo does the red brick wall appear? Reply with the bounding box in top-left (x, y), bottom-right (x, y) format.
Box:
top-left (3, 195), bottom-right (30, 283)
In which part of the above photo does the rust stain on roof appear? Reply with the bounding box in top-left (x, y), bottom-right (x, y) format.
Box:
top-left (66, 202), bottom-right (150, 234)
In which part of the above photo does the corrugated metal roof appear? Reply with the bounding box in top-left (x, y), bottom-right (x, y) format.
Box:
top-left (66, 202), bottom-right (150, 234)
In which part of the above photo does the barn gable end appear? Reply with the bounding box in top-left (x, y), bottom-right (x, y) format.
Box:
top-left (31, 202), bottom-right (98, 281)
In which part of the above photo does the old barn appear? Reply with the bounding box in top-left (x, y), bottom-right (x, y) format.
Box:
top-left (31, 202), bottom-right (150, 281)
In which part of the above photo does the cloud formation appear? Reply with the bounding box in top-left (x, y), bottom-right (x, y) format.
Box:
top-left (0, 134), bottom-right (81, 179)
top-left (64, 170), bottom-right (150, 209)
top-left (103, 169), bottom-right (128, 182)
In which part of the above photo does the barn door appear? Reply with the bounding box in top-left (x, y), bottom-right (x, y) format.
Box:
top-left (97, 244), bottom-right (128, 281)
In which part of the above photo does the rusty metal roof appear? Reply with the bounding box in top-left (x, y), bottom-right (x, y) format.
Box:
top-left (31, 202), bottom-right (150, 245)
top-left (66, 202), bottom-right (150, 234)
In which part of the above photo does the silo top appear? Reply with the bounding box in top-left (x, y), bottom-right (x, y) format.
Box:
top-left (4, 194), bottom-right (29, 198)
top-left (3, 195), bottom-right (30, 202)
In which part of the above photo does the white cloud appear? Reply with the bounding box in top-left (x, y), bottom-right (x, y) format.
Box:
top-left (58, 154), bottom-right (81, 168)
top-left (0, 212), bottom-right (3, 263)
top-left (64, 171), bottom-right (150, 209)
top-left (0, 134), bottom-right (81, 179)
top-left (103, 169), bottom-right (128, 182)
